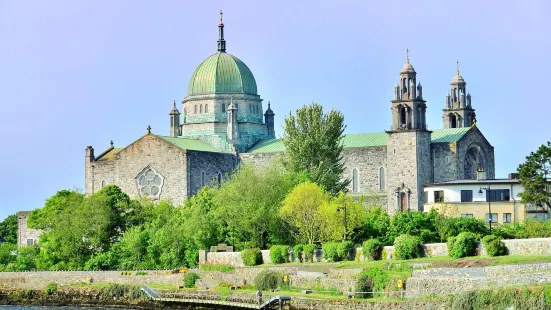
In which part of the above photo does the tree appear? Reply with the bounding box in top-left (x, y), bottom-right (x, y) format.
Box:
top-left (283, 103), bottom-right (349, 195)
top-left (319, 192), bottom-right (366, 242)
top-left (0, 214), bottom-right (18, 244)
top-left (518, 141), bottom-right (551, 212)
top-left (279, 182), bottom-right (330, 244)
top-left (28, 190), bottom-right (84, 230)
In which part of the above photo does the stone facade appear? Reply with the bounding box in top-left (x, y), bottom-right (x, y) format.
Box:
top-left (17, 212), bottom-right (42, 248)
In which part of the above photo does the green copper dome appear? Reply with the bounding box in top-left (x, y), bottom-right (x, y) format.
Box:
top-left (186, 52), bottom-right (258, 97)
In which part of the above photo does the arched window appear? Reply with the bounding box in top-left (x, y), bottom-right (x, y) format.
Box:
top-left (101, 180), bottom-right (106, 188)
top-left (201, 171), bottom-right (206, 187)
top-left (450, 114), bottom-right (457, 128)
top-left (218, 172), bottom-right (222, 185)
top-left (200, 104), bottom-right (203, 113)
top-left (400, 193), bottom-right (407, 212)
top-left (194, 105), bottom-right (197, 114)
top-left (222, 103), bottom-right (225, 113)
top-left (402, 78), bottom-right (407, 91)
top-left (352, 168), bottom-right (359, 193)
top-left (379, 167), bottom-right (385, 191)
top-left (400, 107), bottom-right (407, 127)
top-left (205, 104), bottom-right (208, 113)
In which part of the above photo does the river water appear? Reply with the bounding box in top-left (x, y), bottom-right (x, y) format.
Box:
top-left (0, 308), bottom-right (138, 310)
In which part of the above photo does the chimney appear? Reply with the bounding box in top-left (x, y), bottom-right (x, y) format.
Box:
top-left (508, 173), bottom-right (520, 180)
top-left (477, 168), bottom-right (486, 181)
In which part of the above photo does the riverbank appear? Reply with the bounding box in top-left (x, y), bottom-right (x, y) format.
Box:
top-left (0, 287), bottom-right (450, 310)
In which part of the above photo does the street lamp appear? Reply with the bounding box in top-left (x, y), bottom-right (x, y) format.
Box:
top-left (478, 185), bottom-right (492, 234)
top-left (337, 191), bottom-right (349, 241)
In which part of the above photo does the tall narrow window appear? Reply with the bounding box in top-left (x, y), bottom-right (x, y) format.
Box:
top-left (201, 171), bottom-right (206, 187)
top-left (222, 103), bottom-right (225, 113)
top-left (200, 104), bottom-right (203, 113)
top-left (205, 104), bottom-right (208, 113)
top-left (194, 105), bottom-right (198, 114)
top-left (379, 167), bottom-right (385, 191)
top-left (218, 172), bottom-right (222, 185)
top-left (352, 168), bottom-right (359, 193)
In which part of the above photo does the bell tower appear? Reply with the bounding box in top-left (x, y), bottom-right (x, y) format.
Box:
top-left (443, 61), bottom-right (476, 128)
top-left (386, 49), bottom-right (432, 214)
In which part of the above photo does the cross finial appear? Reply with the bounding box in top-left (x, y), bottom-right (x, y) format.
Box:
top-left (406, 48), bottom-right (409, 64)
top-left (173, 100), bottom-right (176, 108)
top-left (110, 140), bottom-right (114, 147)
top-left (268, 101), bottom-right (271, 108)
top-left (147, 125), bottom-right (151, 134)
top-left (220, 10), bottom-right (223, 24)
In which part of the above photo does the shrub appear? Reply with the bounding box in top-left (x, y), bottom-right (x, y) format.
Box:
top-left (254, 270), bottom-right (282, 291)
top-left (322, 242), bottom-right (341, 261)
top-left (135, 272), bottom-right (148, 276)
top-left (303, 244), bottom-right (317, 262)
top-left (447, 232), bottom-right (477, 258)
top-left (362, 239), bottom-right (383, 261)
top-left (184, 272), bottom-right (200, 288)
top-left (44, 282), bottom-right (57, 295)
top-left (363, 267), bottom-right (390, 292)
top-left (482, 235), bottom-right (507, 257)
top-left (393, 234), bottom-right (422, 260)
top-left (337, 241), bottom-right (355, 261)
top-left (241, 248), bottom-right (263, 266)
top-left (354, 271), bottom-right (373, 299)
top-left (293, 244), bottom-right (304, 262)
top-left (269, 245), bottom-right (290, 264)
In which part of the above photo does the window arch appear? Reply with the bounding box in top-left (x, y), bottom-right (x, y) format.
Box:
top-left (222, 103), bottom-right (225, 113)
top-left (352, 168), bottom-right (359, 193)
top-left (201, 171), bottom-right (206, 187)
top-left (101, 180), bottom-right (106, 188)
top-left (205, 104), bottom-right (208, 113)
top-left (194, 105), bottom-right (197, 114)
top-left (200, 104), bottom-right (203, 113)
top-left (379, 167), bottom-right (385, 191)
top-left (217, 172), bottom-right (222, 185)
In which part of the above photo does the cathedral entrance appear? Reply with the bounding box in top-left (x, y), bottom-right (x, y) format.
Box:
top-left (400, 193), bottom-right (407, 212)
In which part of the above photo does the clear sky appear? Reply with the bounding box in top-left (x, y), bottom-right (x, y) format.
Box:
top-left (0, 0), bottom-right (550, 221)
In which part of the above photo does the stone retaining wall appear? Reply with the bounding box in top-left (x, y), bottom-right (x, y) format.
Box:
top-left (289, 298), bottom-right (450, 310)
top-left (201, 237), bottom-right (551, 267)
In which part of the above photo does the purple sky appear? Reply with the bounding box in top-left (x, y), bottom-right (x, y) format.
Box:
top-left (1, 1), bottom-right (550, 221)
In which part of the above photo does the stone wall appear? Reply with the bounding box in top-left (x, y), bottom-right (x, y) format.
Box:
top-left (17, 212), bottom-right (42, 249)
top-left (341, 146), bottom-right (387, 194)
top-left (456, 126), bottom-right (495, 180)
top-left (202, 238), bottom-right (551, 267)
top-left (289, 298), bottom-right (450, 310)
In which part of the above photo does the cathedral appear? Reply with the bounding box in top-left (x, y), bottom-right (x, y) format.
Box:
top-left (84, 13), bottom-right (494, 214)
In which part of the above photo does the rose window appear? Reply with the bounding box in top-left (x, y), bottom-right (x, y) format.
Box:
top-left (136, 167), bottom-right (164, 199)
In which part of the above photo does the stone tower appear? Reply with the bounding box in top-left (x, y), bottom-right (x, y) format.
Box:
top-left (386, 50), bottom-right (432, 213)
top-left (227, 97), bottom-right (239, 141)
top-left (264, 101), bottom-right (275, 139)
top-left (443, 61), bottom-right (476, 128)
top-left (169, 100), bottom-right (181, 138)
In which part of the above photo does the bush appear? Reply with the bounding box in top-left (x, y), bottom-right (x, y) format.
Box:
top-left (184, 272), bottom-right (200, 288)
top-left (199, 263), bottom-right (236, 272)
top-left (393, 234), bottom-right (422, 260)
top-left (269, 245), bottom-right (290, 264)
top-left (354, 271), bottom-right (373, 299)
top-left (447, 232), bottom-right (477, 258)
top-left (99, 284), bottom-right (142, 299)
top-left (293, 244), bottom-right (304, 262)
top-left (135, 271), bottom-right (148, 276)
top-left (363, 267), bottom-right (390, 292)
top-left (482, 235), bottom-right (507, 257)
top-left (303, 244), bottom-right (317, 262)
top-left (337, 241), bottom-right (355, 261)
top-left (322, 242), bottom-right (341, 261)
top-left (241, 248), bottom-right (263, 266)
top-left (44, 282), bottom-right (57, 295)
top-left (362, 239), bottom-right (383, 261)
top-left (254, 270), bottom-right (282, 291)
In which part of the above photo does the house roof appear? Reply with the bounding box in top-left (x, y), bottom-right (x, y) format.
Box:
top-left (96, 148), bottom-right (123, 161)
top-left (247, 127), bottom-right (472, 154)
top-left (158, 136), bottom-right (227, 153)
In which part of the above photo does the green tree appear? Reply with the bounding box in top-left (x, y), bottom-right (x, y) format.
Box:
top-left (280, 182), bottom-right (330, 244)
top-left (0, 214), bottom-right (18, 244)
top-left (215, 162), bottom-right (297, 249)
top-left (386, 210), bottom-right (439, 244)
top-left (358, 206), bottom-right (391, 244)
top-left (319, 192), bottom-right (366, 241)
top-left (518, 141), bottom-right (551, 212)
top-left (283, 103), bottom-right (348, 195)
top-left (28, 190), bottom-right (84, 230)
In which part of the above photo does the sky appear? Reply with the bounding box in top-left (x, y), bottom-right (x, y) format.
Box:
top-left (0, 0), bottom-right (550, 221)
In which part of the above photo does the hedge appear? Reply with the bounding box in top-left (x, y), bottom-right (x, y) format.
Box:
top-left (362, 239), bottom-right (383, 261)
top-left (241, 248), bottom-right (263, 266)
top-left (393, 234), bottom-right (422, 260)
top-left (447, 232), bottom-right (477, 258)
top-left (481, 235), bottom-right (507, 257)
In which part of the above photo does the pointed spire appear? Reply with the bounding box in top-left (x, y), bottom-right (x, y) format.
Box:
top-left (217, 10), bottom-right (226, 53)
top-left (456, 60), bottom-right (460, 76)
top-left (173, 100), bottom-right (176, 108)
top-left (265, 100), bottom-right (274, 115)
top-left (406, 48), bottom-right (410, 64)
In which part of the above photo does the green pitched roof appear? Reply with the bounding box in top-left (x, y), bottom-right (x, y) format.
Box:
top-left (159, 136), bottom-right (225, 153)
top-left (187, 52), bottom-right (258, 97)
top-left (247, 127), bottom-right (472, 153)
